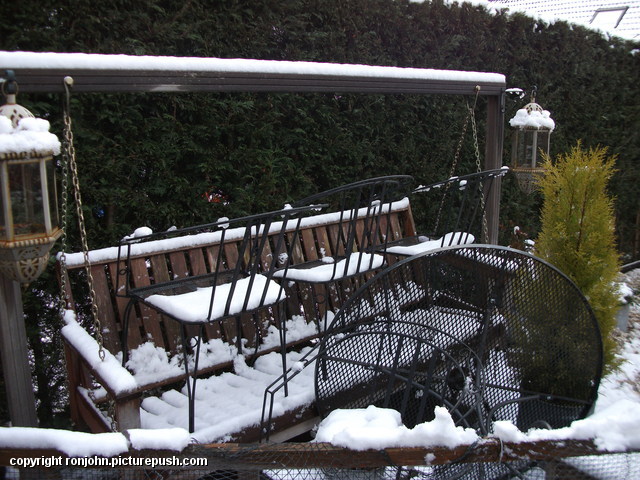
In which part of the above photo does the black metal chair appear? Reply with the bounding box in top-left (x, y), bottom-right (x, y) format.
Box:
top-left (313, 245), bottom-right (602, 478)
top-left (386, 167), bottom-right (509, 257)
top-left (273, 175), bottom-right (414, 333)
top-left (116, 204), bottom-right (322, 432)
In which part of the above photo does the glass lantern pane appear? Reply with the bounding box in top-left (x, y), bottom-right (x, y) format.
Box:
top-left (9, 160), bottom-right (46, 237)
top-left (537, 131), bottom-right (551, 157)
top-left (524, 130), bottom-right (537, 167)
top-left (0, 165), bottom-right (6, 240)
top-left (46, 159), bottom-right (59, 231)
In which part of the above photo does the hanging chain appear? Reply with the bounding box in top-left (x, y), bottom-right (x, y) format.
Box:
top-left (446, 86), bottom-right (481, 180)
top-left (58, 115), bottom-right (70, 315)
top-left (62, 77), bottom-right (105, 362)
top-left (435, 86), bottom-right (481, 232)
top-left (468, 89), bottom-right (490, 242)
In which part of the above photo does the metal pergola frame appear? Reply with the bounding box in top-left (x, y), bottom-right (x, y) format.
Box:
top-left (0, 51), bottom-right (506, 242)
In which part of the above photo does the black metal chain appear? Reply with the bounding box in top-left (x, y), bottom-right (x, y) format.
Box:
top-left (60, 76), bottom-right (105, 362)
top-left (435, 86), bottom-right (482, 233)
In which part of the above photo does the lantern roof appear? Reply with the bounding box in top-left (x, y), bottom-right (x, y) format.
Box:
top-left (509, 102), bottom-right (556, 131)
top-left (0, 115), bottom-right (61, 157)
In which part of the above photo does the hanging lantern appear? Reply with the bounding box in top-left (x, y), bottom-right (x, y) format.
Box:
top-left (0, 71), bottom-right (62, 284)
top-left (509, 88), bottom-right (555, 194)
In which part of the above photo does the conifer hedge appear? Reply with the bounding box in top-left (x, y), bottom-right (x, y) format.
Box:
top-left (1, 0), bottom-right (638, 425)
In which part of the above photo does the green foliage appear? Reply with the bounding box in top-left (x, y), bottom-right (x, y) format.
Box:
top-left (508, 263), bottom-right (602, 404)
top-left (535, 143), bottom-right (621, 371)
top-left (1, 0), bottom-right (639, 426)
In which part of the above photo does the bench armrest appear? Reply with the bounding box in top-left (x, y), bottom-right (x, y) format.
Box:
top-left (61, 310), bottom-right (138, 397)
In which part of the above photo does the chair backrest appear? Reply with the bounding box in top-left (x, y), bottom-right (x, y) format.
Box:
top-left (315, 245), bottom-right (603, 435)
top-left (290, 175), bottom-right (414, 281)
top-left (116, 204), bottom-right (324, 324)
top-left (411, 167), bottom-right (508, 246)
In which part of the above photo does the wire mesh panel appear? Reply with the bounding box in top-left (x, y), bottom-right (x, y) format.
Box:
top-left (315, 245), bottom-right (603, 439)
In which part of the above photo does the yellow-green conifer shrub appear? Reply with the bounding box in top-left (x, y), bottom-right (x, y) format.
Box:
top-left (536, 143), bottom-right (620, 372)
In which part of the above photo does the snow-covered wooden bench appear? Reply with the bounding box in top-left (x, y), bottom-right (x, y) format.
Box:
top-left (58, 196), bottom-right (417, 441)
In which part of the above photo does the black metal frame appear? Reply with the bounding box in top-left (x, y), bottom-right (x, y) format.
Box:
top-left (387, 167), bottom-right (509, 256)
top-left (274, 175), bottom-right (414, 332)
top-left (115, 204), bottom-right (323, 432)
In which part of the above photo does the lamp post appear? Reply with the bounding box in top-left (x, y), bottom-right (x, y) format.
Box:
top-left (509, 88), bottom-right (555, 194)
top-left (0, 71), bottom-right (61, 426)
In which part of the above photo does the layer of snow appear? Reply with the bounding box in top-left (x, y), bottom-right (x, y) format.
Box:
top-left (0, 116), bottom-right (61, 155)
top-left (59, 198), bottom-right (411, 267)
top-left (0, 427), bottom-right (128, 457)
top-left (0, 51), bottom-right (506, 84)
top-left (492, 398), bottom-right (640, 451)
top-left (127, 428), bottom-right (191, 451)
top-left (315, 405), bottom-right (479, 450)
top-left (509, 107), bottom-right (556, 130)
top-left (0, 426), bottom-right (191, 456)
top-left (386, 232), bottom-right (476, 256)
top-left (273, 252), bottom-right (385, 282)
top-left (140, 348), bottom-right (317, 444)
top-left (145, 275), bottom-right (285, 323)
top-left (60, 310), bottom-right (138, 395)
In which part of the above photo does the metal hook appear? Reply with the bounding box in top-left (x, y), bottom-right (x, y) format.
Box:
top-left (63, 76), bottom-right (74, 112)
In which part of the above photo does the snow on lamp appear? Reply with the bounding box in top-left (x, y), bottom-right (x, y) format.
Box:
top-left (0, 72), bottom-right (62, 284)
top-left (509, 90), bottom-right (555, 194)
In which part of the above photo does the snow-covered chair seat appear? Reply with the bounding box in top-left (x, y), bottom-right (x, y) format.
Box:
top-left (116, 205), bottom-right (321, 432)
top-left (386, 231), bottom-right (475, 256)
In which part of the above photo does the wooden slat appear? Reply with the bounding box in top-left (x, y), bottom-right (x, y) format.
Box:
top-left (166, 250), bottom-right (203, 342)
top-left (108, 261), bottom-right (129, 352)
top-left (219, 242), bottom-right (242, 344)
top-left (128, 258), bottom-right (165, 348)
top-left (74, 389), bottom-right (111, 433)
top-left (63, 343), bottom-right (83, 428)
top-left (387, 211), bottom-right (404, 242)
top-left (200, 245), bottom-right (224, 341)
top-left (402, 204), bottom-right (417, 238)
top-left (286, 230), bottom-right (318, 323)
top-left (188, 248), bottom-right (208, 277)
top-left (89, 264), bottom-right (121, 354)
top-left (148, 255), bottom-right (181, 352)
top-left (168, 251), bottom-right (189, 279)
top-left (315, 225), bottom-right (343, 313)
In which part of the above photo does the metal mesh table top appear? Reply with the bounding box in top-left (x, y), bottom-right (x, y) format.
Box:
top-left (315, 245), bottom-right (603, 436)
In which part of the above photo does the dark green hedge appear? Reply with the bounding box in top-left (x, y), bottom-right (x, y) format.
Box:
top-left (3, 0), bottom-right (638, 253)
top-left (1, 0), bottom-right (638, 426)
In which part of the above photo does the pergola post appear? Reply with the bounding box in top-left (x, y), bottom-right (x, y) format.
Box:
top-left (0, 276), bottom-right (38, 427)
top-left (484, 93), bottom-right (506, 244)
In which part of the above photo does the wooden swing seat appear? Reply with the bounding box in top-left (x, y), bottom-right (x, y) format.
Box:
top-left (58, 197), bottom-right (417, 442)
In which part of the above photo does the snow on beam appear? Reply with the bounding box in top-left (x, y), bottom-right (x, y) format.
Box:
top-left (0, 51), bottom-right (506, 95)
